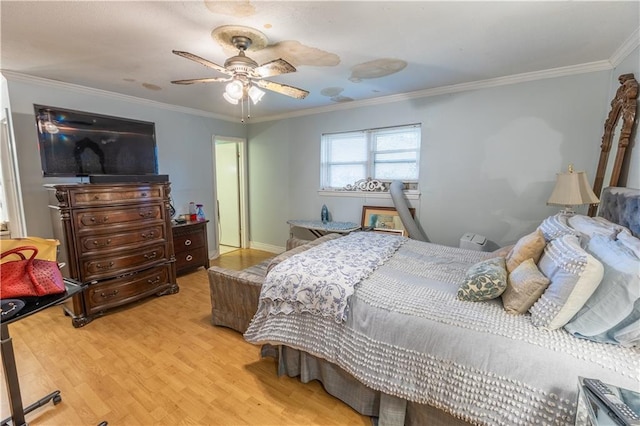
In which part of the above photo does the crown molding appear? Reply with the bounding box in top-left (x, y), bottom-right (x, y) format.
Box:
top-left (253, 60), bottom-right (613, 123)
top-left (609, 27), bottom-right (640, 68)
top-left (2, 57), bottom-right (616, 125)
top-left (0, 70), bottom-right (238, 122)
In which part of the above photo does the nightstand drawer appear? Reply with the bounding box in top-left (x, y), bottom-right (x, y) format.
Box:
top-left (175, 249), bottom-right (208, 271)
top-left (173, 229), bottom-right (206, 251)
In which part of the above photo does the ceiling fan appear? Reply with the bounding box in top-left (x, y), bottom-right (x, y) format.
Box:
top-left (171, 35), bottom-right (309, 103)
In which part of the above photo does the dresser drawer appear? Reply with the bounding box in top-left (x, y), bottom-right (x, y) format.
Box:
top-left (68, 186), bottom-right (164, 207)
top-left (74, 205), bottom-right (163, 233)
top-left (80, 243), bottom-right (167, 282)
top-left (77, 225), bottom-right (165, 256)
top-left (84, 263), bottom-right (173, 314)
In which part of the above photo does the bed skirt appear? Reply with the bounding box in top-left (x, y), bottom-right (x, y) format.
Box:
top-left (264, 345), bottom-right (471, 426)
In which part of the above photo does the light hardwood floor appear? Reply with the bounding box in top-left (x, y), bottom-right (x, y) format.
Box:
top-left (0, 250), bottom-right (370, 425)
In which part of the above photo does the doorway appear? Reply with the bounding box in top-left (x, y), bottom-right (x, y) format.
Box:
top-left (213, 136), bottom-right (248, 255)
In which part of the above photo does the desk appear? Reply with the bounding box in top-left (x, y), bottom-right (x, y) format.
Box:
top-left (287, 220), bottom-right (360, 239)
top-left (1, 279), bottom-right (84, 426)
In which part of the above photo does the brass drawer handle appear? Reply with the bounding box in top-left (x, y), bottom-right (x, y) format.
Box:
top-left (141, 231), bottom-right (155, 239)
top-left (141, 192), bottom-right (148, 197)
top-left (90, 216), bottom-right (109, 223)
top-left (96, 261), bottom-right (115, 270)
top-left (139, 210), bottom-right (154, 218)
top-left (93, 195), bottom-right (100, 200)
top-left (147, 276), bottom-right (161, 285)
top-left (144, 251), bottom-right (158, 260)
top-left (100, 290), bottom-right (119, 299)
top-left (184, 239), bottom-right (192, 246)
top-left (93, 239), bottom-right (112, 247)
top-left (186, 254), bottom-right (193, 262)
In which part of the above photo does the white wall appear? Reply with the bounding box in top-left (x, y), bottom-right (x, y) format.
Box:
top-left (5, 56), bottom-right (639, 253)
top-left (249, 71), bottom-right (613, 249)
top-left (3, 75), bottom-right (246, 254)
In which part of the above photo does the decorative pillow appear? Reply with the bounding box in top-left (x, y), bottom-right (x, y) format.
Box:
top-left (567, 215), bottom-right (621, 243)
top-left (617, 229), bottom-right (640, 259)
top-left (564, 235), bottom-right (640, 346)
top-left (529, 234), bottom-right (604, 330)
top-left (457, 257), bottom-right (507, 302)
top-left (491, 244), bottom-right (514, 258)
top-left (537, 214), bottom-right (578, 242)
top-left (502, 258), bottom-right (550, 314)
top-left (505, 229), bottom-right (546, 273)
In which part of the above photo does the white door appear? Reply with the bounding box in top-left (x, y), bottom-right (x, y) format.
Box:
top-left (215, 141), bottom-right (241, 247)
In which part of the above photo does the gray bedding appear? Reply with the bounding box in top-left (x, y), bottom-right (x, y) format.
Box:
top-left (245, 236), bottom-right (639, 425)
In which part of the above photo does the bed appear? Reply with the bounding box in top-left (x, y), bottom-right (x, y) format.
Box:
top-left (244, 187), bottom-right (640, 425)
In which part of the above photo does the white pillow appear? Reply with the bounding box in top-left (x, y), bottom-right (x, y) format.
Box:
top-left (567, 215), bottom-right (620, 242)
top-left (564, 235), bottom-right (640, 346)
top-left (537, 214), bottom-right (578, 242)
top-left (529, 234), bottom-right (604, 330)
top-left (617, 229), bottom-right (640, 259)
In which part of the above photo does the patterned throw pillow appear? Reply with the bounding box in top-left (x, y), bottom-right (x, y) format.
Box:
top-left (505, 229), bottom-right (546, 273)
top-left (502, 258), bottom-right (550, 314)
top-left (529, 234), bottom-right (604, 330)
top-left (458, 257), bottom-right (507, 302)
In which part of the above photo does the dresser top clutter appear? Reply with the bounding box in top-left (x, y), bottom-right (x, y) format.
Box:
top-left (47, 182), bottom-right (179, 327)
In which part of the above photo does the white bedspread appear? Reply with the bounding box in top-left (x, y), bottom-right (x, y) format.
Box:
top-left (259, 232), bottom-right (405, 322)
top-left (245, 235), bottom-right (640, 425)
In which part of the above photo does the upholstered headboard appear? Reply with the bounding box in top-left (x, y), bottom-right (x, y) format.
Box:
top-left (598, 187), bottom-right (640, 237)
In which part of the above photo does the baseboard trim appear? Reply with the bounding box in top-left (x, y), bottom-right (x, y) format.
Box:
top-left (249, 241), bottom-right (285, 254)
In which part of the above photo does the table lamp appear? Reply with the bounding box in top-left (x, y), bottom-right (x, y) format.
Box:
top-left (547, 164), bottom-right (599, 216)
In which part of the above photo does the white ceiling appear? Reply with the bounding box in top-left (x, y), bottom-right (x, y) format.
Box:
top-left (1, 1), bottom-right (638, 122)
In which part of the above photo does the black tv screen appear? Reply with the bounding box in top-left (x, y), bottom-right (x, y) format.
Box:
top-left (34, 105), bottom-right (158, 177)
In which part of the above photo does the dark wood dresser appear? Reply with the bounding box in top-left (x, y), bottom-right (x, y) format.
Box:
top-left (172, 220), bottom-right (210, 275)
top-left (48, 183), bottom-right (178, 327)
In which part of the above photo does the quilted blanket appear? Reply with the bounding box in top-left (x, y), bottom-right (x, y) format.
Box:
top-left (245, 234), bottom-right (640, 425)
top-left (258, 232), bottom-right (405, 322)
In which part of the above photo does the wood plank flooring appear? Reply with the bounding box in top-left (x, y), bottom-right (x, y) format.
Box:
top-left (0, 249), bottom-right (370, 425)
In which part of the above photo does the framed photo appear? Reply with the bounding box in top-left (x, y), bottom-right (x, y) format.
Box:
top-left (361, 206), bottom-right (415, 236)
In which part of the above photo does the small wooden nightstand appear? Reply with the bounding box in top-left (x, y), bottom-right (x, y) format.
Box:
top-left (172, 220), bottom-right (210, 275)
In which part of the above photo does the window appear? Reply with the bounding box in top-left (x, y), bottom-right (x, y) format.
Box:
top-left (321, 124), bottom-right (421, 190)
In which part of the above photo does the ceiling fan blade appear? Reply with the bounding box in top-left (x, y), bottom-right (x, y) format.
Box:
top-left (172, 50), bottom-right (232, 76)
top-left (254, 59), bottom-right (296, 78)
top-left (254, 79), bottom-right (309, 99)
top-left (171, 77), bottom-right (232, 85)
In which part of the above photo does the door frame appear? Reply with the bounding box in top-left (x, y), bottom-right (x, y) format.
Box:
top-left (212, 135), bottom-right (249, 255)
top-left (0, 108), bottom-right (27, 238)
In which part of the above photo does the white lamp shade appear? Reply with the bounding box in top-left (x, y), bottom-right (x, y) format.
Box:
top-left (547, 170), bottom-right (600, 207)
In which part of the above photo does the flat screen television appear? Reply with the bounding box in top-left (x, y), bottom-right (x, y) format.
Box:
top-left (34, 105), bottom-right (158, 177)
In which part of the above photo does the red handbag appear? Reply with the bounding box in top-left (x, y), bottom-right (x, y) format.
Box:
top-left (1, 246), bottom-right (65, 298)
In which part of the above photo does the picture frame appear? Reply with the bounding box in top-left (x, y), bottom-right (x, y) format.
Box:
top-left (361, 206), bottom-right (415, 236)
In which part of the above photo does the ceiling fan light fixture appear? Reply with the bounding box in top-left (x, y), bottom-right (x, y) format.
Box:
top-left (223, 92), bottom-right (239, 105)
top-left (248, 86), bottom-right (265, 104)
top-left (225, 80), bottom-right (244, 100)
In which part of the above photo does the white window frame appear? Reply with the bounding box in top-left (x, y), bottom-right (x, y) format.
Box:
top-left (320, 124), bottom-right (421, 194)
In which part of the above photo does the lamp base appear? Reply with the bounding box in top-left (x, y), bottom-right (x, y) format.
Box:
top-left (559, 207), bottom-right (576, 216)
